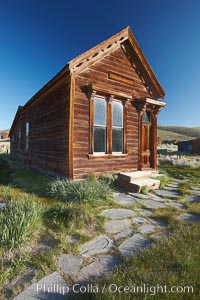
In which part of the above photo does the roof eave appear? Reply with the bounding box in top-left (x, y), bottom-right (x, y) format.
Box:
top-left (9, 65), bottom-right (70, 136)
top-left (9, 106), bottom-right (23, 137)
top-left (68, 27), bottom-right (130, 75)
top-left (127, 27), bottom-right (165, 99)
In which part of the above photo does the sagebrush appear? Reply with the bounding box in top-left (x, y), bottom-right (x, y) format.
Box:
top-left (46, 178), bottom-right (111, 203)
top-left (0, 197), bottom-right (44, 250)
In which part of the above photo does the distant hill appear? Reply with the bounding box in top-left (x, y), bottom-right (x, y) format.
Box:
top-left (158, 126), bottom-right (200, 140)
top-left (0, 129), bottom-right (10, 134)
top-left (158, 129), bottom-right (195, 141)
top-left (1, 127), bottom-right (199, 143)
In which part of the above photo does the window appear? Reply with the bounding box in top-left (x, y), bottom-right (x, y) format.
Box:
top-left (18, 125), bottom-right (21, 149)
top-left (94, 97), bottom-right (107, 152)
top-left (91, 96), bottom-right (125, 155)
top-left (25, 122), bottom-right (29, 150)
top-left (112, 101), bottom-right (123, 152)
top-left (142, 111), bottom-right (151, 124)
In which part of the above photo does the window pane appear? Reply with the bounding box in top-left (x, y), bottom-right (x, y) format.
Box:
top-left (26, 122), bottom-right (29, 150)
top-left (112, 128), bottom-right (123, 152)
top-left (26, 122), bottom-right (29, 134)
top-left (112, 101), bottom-right (123, 127)
top-left (94, 98), bottom-right (106, 126)
top-left (94, 126), bottom-right (106, 152)
top-left (142, 111), bottom-right (151, 123)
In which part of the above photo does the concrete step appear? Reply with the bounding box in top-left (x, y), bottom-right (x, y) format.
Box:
top-left (118, 170), bottom-right (160, 193)
top-left (118, 178), bottom-right (160, 193)
top-left (119, 170), bottom-right (159, 183)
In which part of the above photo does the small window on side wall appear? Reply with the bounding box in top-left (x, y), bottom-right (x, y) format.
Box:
top-left (18, 125), bottom-right (21, 150)
top-left (25, 122), bottom-right (29, 150)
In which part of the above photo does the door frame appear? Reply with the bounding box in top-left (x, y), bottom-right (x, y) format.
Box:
top-left (141, 120), bottom-right (152, 169)
top-left (133, 98), bottom-right (166, 171)
top-left (138, 109), bottom-right (155, 170)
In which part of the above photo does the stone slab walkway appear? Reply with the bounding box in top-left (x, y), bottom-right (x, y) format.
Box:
top-left (143, 199), bottom-right (167, 209)
top-left (154, 189), bottom-right (182, 199)
top-left (178, 213), bottom-right (200, 222)
top-left (76, 255), bottom-right (121, 283)
top-left (187, 190), bottom-right (200, 196)
top-left (185, 195), bottom-right (200, 202)
top-left (114, 228), bottom-right (136, 240)
top-left (104, 219), bottom-right (132, 234)
top-left (13, 272), bottom-right (69, 300)
top-left (119, 234), bottom-right (152, 258)
top-left (58, 254), bottom-right (83, 276)
top-left (166, 201), bottom-right (186, 209)
top-left (80, 235), bottom-right (114, 257)
top-left (110, 194), bottom-right (138, 206)
top-left (12, 180), bottom-right (200, 300)
top-left (102, 208), bottom-right (136, 219)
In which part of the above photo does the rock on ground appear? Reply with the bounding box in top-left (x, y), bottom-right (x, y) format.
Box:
top-left (58, 254), bottom-right (83, 276)
top-left (112, 194), bottom-right (138, 206)
top-left (129, 193), bottom-right (150, 199)
top-left (76, 255), bottom-right (121, 283)
top-left (119, 233), bottom-right (152, 258)
top-left (132, 217), bottom-right (149, 225)
top-left (102, 208), bottom-right (135, 219)
top-left (143, 200), bottom-right (167, 209)
top-left (185, 195), bottom-right (200, 202)
top-left (155, 190), bottom-right (181, 199)
top-left (187, 190), bottom-right (200, 196)
top-left (114, 228), bottom-right (136, 241)
top-left (13, 272), bottom-right (69, 300)
top-left (104, 219), bottom-right (132, 234)
top-left (178, 213), bottom-right (200, 222)
top-left (137, 209), bottom-right (153, 217)
top-left (166, 201), bottom-right (186, 210)
top-left (148, 193), bottom-right (165, 202)
top-left (80, 235), bottom-right (114, 257)
top-left (138, 224), bottom-right (157, 234)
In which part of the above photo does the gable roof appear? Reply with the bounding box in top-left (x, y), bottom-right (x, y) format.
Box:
top-left (9, 106), bottom-right (23, 137)
top-left (9, 26), bottom-right (165, 137)
top-left (68, 26), bottom-right (165, 99)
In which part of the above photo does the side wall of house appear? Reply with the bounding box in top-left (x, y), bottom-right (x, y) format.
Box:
top-left (10, 73), bottom-right (70, 177)
top-left (73, 46), bottom-right (151, 179)
top-left (192, 138), bottom-right (200, 154)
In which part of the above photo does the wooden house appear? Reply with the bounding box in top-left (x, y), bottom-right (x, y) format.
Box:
top-left (9, 27), bottom-right (166, 188)
top-left (0, 132), bottom-right (9, 140)
top-left (178, 138), bottom-right (200, 154)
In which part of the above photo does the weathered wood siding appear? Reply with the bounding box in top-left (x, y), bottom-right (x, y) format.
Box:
top-left (11, 75), bottom-right (70, 177)
top-left (73, 45), bottom-right (151, 179)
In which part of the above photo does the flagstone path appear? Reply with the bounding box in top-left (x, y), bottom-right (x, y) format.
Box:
top-left (13, 182), bottom-right (200, 300)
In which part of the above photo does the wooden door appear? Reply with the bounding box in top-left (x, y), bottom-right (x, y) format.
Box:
top-left (141, 111), bottom-right (152, 169)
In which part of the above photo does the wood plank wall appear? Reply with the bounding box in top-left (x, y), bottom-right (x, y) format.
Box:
top-left (11, 76), bottom-right (70, 177)
top-left (73, 46), bottom-right (151, 179)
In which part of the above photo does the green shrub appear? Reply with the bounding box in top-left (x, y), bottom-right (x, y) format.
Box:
top-left (99, 173), bottom-right (118, 185)
top-left (0, 197), bottom-right (44, 250)
top-left (43, 205), bottom-right (71, 230)
top-left (46, 178), bottom-right (111, 203)
top-left (154, 173), bottom-right (170, 188)
top-left (0, 185), bottom-right (14, 200)
top-left (140, 185), bottom-right (150, 195)
top-left (44, 203), bottom-right (104, 234)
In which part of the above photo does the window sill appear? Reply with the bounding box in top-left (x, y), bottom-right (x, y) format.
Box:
top-left (88, 153), bottom-right (128, 160)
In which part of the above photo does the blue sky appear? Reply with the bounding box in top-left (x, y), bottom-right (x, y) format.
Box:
top-left (0, 0), bottom-right (200, 130)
